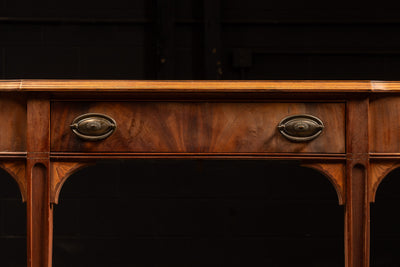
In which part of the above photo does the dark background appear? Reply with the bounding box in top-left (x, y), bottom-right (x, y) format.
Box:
top-left (1, 1), bottom-right (400, 266)
top-left (1, 0), bottom-right (400, 80)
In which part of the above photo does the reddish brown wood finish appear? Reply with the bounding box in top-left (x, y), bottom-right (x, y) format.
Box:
top-left (302, 163), bottom-right (346, 205)
top-left (49, 161), bottom-right (93, 204)
top-left (51, 101), bottom-right (345, 154)
top-left (30, 163), bottom-right (49, 267)
top-left (370, 97), bottom-right (400, 153)
top-left (369, 161), bottom-right (400, 202)
top-left (346, 99), bottom-right (370, 267)
top-left (3, 80), bottom-right (400, 267)
top-left (1, 80), bottom-right (374, 92)
top-left (2, 79), bottom-right (400, 93)
top-left (27, 98), bottom-right (52, 267)
top-left (0, 94), bottom-right (26, 152)
top-left (0, 160), bottom-right (27, 201)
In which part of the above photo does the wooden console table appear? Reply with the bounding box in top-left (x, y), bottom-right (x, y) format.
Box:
top-left (1, 80), bottom-right (399, 266)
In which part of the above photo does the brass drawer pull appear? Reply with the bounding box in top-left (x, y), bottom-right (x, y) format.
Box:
top-left (278, 114), bottom-right (324, 142)
top-left (70, 113), bottom-right (117, 141)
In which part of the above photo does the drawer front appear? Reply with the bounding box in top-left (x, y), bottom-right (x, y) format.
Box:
top-left (0, 95), bottom-right (26, 152)
top-left (370, 97), bottom-right (400, 153)
top-left (51, 101), bottom-right (345, 154)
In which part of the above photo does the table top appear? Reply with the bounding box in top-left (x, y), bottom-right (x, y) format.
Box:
top-left (1, 79), bottom-right (400, 93)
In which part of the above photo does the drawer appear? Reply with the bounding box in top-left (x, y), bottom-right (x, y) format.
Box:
top-left (0, 95), bottom-right (26, 152)
top-left (51, 101), bottom-right (345, 154)
top-left (370, 97), bottom-right (400, 153)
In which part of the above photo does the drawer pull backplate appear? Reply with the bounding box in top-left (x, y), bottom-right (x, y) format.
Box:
top-left (70, 113), bottom-right (117, 141)
top-left (278, 114), bottom-right (324, 142)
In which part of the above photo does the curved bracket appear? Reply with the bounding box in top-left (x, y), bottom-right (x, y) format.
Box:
top-left (301, 163), bottom-right (345, 205)
top-left (50, 162), bottom-right (93, 204)
top-left (369, 162), bottom-right (400, 202)
top-left (0, 161), bottom-right (27, 202)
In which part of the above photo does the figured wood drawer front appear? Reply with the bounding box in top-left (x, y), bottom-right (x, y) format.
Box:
top-left (51, 101), bottom-right (345, 153)
top-left (0, 95), bottom-right (26, 152)
top-left (370, 97), bottom-right (400, 153)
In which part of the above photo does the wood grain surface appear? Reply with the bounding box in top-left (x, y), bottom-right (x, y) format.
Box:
top-left (370, 97), bottom-right (400, 153)
top-left (50, 161), bottom-right (93, 204)
top-left (301, 163), bottom-right (345, 205)
top-left (0, 80), bottom-right (373, 92)
top-left (51, 101), bottom-right (345, 154)
top-left (0, 160), bottom-right (26, 201)
top-left (2, 79), bottom-right (400, 93)
top-left (1, 80), bottom-right (399, 267)
top-left (346, 99), bottom-right (370, 267)
top-left (0, 94), bottom-right (26, 152)
top-left (27, 98), bottom-right (52, 267)
top-left (369, 161), bottom-right (400, 202)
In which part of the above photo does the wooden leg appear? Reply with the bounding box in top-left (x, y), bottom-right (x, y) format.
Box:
top-left (346, 163), bottom-right (369, 267)
top-left (346, 99), bottom-right (369, 267)
top-left (27, 97), bottom-right (52, 266)
top-left (27, 160), bottom-right (53, 267)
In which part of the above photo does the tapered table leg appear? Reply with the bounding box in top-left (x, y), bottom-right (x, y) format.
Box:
top-left (27, 98), bottom-right (53, 267)
top-left (346, 99), bottom-right (369, 267)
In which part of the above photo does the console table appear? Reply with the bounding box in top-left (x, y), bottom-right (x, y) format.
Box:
top-left (0, 80), bottom-right (399, 266)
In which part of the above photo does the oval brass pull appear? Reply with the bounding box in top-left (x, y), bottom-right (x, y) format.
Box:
top-left (70, 113), bottom-right (117, 141)
top-left (277, 114), bottom-right (324, 142)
